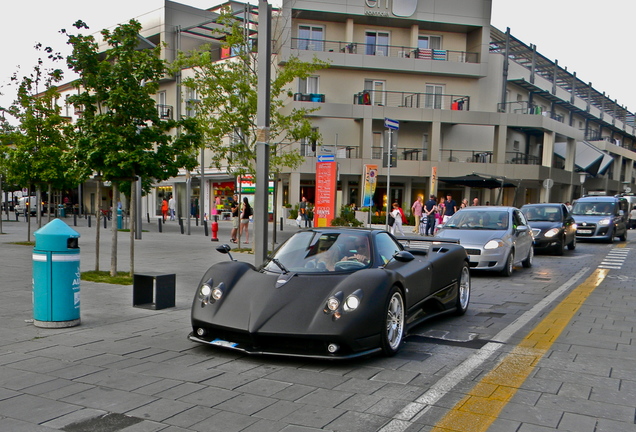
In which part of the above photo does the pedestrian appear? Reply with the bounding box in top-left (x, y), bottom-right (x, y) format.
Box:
top-left (168, 194), bottom-right (175, 220)
top-left (460, 198), bottom-right (468, 209)
top-left (472, 197), bottom-right (479, 206)
top-left (230, 196), bottom-right (239, 243)
top-left (161, 197), bottom-right (168, 222)
top-left (390, 202), bottom-right (405, 236)
top-left (299, 196), bottom-right (309, 227)
top-left (436, 196), bottom-right (446, 226)
top-left (411, 196), bottom-right (423, 233)
top-left (443, 194), bottom-right (457, 223)
top-left (424, 194), bottom-right (437, 236)
top-left (240, 197), bottom-right (252, 244)
top-left (630, 205), bottom-right (636, 229)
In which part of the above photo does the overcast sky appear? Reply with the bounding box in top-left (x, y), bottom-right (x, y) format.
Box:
top-left (2, 0), bottom-right (635, 117)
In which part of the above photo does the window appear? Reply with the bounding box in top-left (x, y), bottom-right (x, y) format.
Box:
top-left (365, 31), bottom-right (389, 56)
top-left (301, 127), bottom-right (319, 157)
top-left (298, 76), bottom-right (319, 94)
top-left (298, 25), bottom-right (324, 51)
top-left (375, 233), bottom-right (401, 264)
top-left (186, 88), bottom-right (198, 118)
top-left (364, 79), bottom-right (385, 106)
top-left (418, 35), bottom-right (441, 50)
top-left (424, 84), bottom-right (444, 109)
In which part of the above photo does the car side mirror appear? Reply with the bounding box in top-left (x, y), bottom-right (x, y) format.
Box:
top-left (216, 244), bottom-right (236, 261)
top-left (516, 225), bottom-right (528, 232)
top-left (393, 251), bottom-right (415, 262)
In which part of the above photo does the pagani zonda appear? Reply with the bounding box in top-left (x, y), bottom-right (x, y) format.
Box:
top-left (189, 228), bottom-right (470, 359)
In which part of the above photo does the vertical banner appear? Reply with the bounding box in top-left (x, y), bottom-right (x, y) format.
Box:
top-left (315, 158), bottom-right (337, 227)
top-left (430, 166), bottom-right (438, 196)
top-left (362, 164), bottom-right (378, 207)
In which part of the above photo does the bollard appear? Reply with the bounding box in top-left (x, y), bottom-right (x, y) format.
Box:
top-left (195, 214), bottom-right (199, 226)
top-left (203, 220), bottom-right (209, 237)
top-left (74, 213), bottom-right (77, 226)
top-left (88, 215), bottom-right (91, 227)
top-left (210, 215), bottom-right (219, 241)
top-left (280, 217), bottom-right (284, 231)
top-left (103, 215), bottom-right (107, 229)
top-left (158, 218), bottom-right (163, 232)
top-left (146, 213), bottom-right (150, 224)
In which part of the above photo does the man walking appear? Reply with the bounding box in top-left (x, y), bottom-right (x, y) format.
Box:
top-left (411, 196), bottom-right (423, 233)
top-left (424, 194), bottom-right (437, 236)
top-left (443, 193), bottom-right (457, 223)
top-left (168, 194), bottom-right (175, 221)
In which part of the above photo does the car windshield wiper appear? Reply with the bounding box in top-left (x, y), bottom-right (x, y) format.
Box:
top-left (271, 258), bottom-right (289, 274)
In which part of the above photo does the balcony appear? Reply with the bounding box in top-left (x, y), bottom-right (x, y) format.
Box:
top-left (293, 93), bottom-right (325, 103)
top-left (354, 90), bottom-right (469, 111)
top-left (506, 152), bottom-right (541, 165)
top-left (497, 101), bottom-right (564, 122)
top-left (157, 104), bottom-right (173, 120)
top-left (291, 38), bottom-right (479, 63)
top-left (442, 150), bottom-right (493, 163)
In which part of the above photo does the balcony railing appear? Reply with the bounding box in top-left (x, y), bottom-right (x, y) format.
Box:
top-left (497, 101), bottom-right (564, 122)
top-left (354, 90), bottom-right (469, 111)
top-left (506, 152), bottom-right (541, 165)
top-left (371, 147), bottom-right (428, 161)
top-left (442, 150), bottom-right (493, 163)
top-left (302, 144), bottom-right (359, 159)
top-left (157, 104), bottom-right (173, 120)
top-left (291, 38), bottom-right (479, 63)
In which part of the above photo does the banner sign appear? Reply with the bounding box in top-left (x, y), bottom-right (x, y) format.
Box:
top-left (315, 160), bottom-right (337, 227)
top-left (362, 164), bottom-right (378, 207)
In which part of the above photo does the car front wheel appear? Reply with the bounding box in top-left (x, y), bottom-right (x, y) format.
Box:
top-left (501, 250), bottom-right (514, 277)
top-left (567, 235), bottom-right (576, 250)
top-left (381, 287), bottom-right (405, 356)
top-left (455, 263), bottom-right (471, 315)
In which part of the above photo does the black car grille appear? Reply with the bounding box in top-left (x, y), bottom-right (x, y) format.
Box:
top-left (576, 224), bottom-right (597, 236)
top-left (464, 248), bottom-right (481, 255)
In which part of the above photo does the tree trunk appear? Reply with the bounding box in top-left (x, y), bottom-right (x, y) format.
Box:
top-left (47, 184), bottom-right (52, 223)
top-left (110, 182), bottom-right (118, 277)
top-left (95, 177), bottom-right (101, 272)
top-left (36, 185), bottom-right (42, 229)
top-left (26, 183), bottom-right (32, 242)
top-left (129, 181), bottom-right (135, 277)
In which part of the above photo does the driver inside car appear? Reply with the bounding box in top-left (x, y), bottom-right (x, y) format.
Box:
top-left (342, 239), bottom-right (370, 265)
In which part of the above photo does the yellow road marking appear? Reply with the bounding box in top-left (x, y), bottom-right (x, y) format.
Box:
top-left (430, 268), bottom-right (609, 432)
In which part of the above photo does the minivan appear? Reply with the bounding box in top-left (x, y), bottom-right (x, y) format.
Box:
top-left (14, 196), bottom-right (39, 217)
top-left (571, 196), bottom-right (628, 242)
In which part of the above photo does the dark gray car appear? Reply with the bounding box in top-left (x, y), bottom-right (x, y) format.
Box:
top-left (521, 203), bottom-right (576, 255)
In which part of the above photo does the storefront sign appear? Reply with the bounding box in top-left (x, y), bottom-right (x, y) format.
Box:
top-left (364, 0), bottom-right (417, 18)
top-left (315, 160), bottom-right (337, 227)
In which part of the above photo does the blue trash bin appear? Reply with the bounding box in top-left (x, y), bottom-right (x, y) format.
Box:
top-left (117, 208), bottom-right (123, 229)
top-left (32, 219), bottom-right (81, 328)
top-left (58, 204), bottom-right (65, 218)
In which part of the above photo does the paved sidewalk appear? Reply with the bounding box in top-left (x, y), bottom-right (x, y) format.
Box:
top-left (1, 216), bottom-right (636, 432)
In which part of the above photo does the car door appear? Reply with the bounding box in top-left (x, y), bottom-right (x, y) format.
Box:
top-left (513, 209), bottom-right (532, 261)
top-left (561, 204), bottom-right (576, 243)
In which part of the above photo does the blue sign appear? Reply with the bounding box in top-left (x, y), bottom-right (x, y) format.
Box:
top-left (317, 155), bottom-right (335, 162)
top-left (384, 118), bottom-right (399, 130)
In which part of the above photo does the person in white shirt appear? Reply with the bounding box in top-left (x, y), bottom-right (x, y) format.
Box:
top-left (390, 202), bottom-right (405, 236)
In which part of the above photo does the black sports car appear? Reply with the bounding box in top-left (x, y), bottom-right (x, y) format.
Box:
top-left (189, 228), bottom-right (470, 359)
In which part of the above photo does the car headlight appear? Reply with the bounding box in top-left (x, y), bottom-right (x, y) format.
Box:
top-left (484, 239), bottom-right (504, 249)
top-left (198, 280), bottom-right (224, 305)
top-left (544, 228), bottom-right (560, 238)
top-left (598, 218), bottom-right (611, 226)
top-left (327, 297), bottom-right (340, 311)
top-left (343, 290), bottom-right (364, 312)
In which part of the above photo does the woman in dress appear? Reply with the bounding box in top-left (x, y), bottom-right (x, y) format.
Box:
top-left (240, 197), bottom-right (252, 244)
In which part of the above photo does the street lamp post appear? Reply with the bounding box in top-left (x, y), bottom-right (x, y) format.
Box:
top-left (579, 173), bottom-right (587, 196)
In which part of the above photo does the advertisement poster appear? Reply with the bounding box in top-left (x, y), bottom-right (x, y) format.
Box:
top-left (362, 164), bottom-right (378, 207)
top-left (315, 160), bottom-right (337, 227)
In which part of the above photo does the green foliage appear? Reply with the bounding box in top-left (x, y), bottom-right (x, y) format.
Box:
top-left (81, 270), bottom-right (132, 285)
top-left (169, 7), bottom-right (329, 181)
top-left (330, 205), bottom-right (363, 227)
top-left (63, 20), bottom-right (202, 190)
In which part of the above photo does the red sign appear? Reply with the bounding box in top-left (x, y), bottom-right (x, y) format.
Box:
top-left (315, 161), bottom-right (337, 227)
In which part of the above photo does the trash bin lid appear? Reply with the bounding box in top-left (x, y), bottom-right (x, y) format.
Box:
top-left (34, 218), bottom-right (80, 252)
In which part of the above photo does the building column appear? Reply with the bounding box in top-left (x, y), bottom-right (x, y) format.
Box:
top-left (290, 172), bottom-right (301, 204)
top-left (564, 138), bottom-right (576, 201)
top-left (493, 124), bottom-right (507, 164)
top-left (428, 120), bottom-right (442, 196)
top-left (361, 114), bottom-right (374, 159)
top-left (614, 155), bottom-right (623, 182)
top-left (542, 131), bottom-right (554, 168)
top-left (346, 18), bottom-right (354, 43)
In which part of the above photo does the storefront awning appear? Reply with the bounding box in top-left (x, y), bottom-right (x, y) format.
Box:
top-left (553, 141), bottom-right (613, 176)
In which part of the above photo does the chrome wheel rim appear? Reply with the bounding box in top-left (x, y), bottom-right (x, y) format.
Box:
top-left (386, 292), bottom-right (404, 351)
top-left (458, 265), bottom-right (470, 310)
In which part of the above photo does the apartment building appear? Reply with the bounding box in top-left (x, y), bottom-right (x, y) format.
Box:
top-left (63, 0), bottom-right (636, 219)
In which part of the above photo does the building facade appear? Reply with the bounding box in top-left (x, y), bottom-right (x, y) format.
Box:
top-left (62, 0), bottom-right (636, 221)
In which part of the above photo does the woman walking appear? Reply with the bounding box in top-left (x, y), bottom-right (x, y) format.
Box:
top-left (390, 202), bottom-right (405, 236)
top-left (240, 197), bottom-right (252, 244)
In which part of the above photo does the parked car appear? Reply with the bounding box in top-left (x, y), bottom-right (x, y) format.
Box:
top-left (435, 206), bottom-right (533, 276)
top-left (520, 203), bottom-right (577, 255)
top-left (571, 196), bottom-right (628, 243)
top-left (189, 228), bottom-right (470, 359)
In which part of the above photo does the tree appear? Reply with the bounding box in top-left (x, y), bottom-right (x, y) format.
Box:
top-left (64, 19), bottom-right (202, 276)
top-left (2, 48), bottom-right (75, 241)
top-left (171, 7), bottom-right (329, 243)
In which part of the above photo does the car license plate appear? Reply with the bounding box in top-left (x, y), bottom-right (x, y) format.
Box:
top-left (578, 229), bottom-right (592, 234)
top-left (211, 339), bottom-right (238, 348)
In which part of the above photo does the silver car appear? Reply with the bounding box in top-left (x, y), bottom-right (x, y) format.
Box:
top-left (435, 206), bottom-right (534, 276)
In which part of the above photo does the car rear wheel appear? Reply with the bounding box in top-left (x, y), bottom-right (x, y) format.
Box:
top-left (522, 246), bottom-right (533, 268)
top-left (501, 250), bottom-right (514, 277)
top-left (381, 287), bottom-right (405, 356)
top-left (455, 263), bottom-right (471, 315)
top-left (619, 230), bottom-right (627, 242)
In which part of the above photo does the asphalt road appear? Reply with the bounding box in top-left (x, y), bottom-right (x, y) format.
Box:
top-left (0, 215), bottom-right (635, 432)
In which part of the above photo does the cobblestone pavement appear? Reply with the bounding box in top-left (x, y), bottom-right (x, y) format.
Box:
top-left (0, 215), bottom-right (635, 431)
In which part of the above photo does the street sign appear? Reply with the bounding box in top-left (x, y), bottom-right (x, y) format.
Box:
top-left (543, 178), bottom-right (554, 189)
top-left (317, 155), bottom-right (335, 162)
top-left (384, 118), bottom-right (399, 130)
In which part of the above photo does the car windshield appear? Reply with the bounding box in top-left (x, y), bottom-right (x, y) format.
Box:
top-left (571, 201), bottom-right (614, 216)
top-left (263, 231), bottom-right (372, 274)
top-left (522, 206), bottom-right (561, 222)
top-left (443, 210), bottom-right (509, 230)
